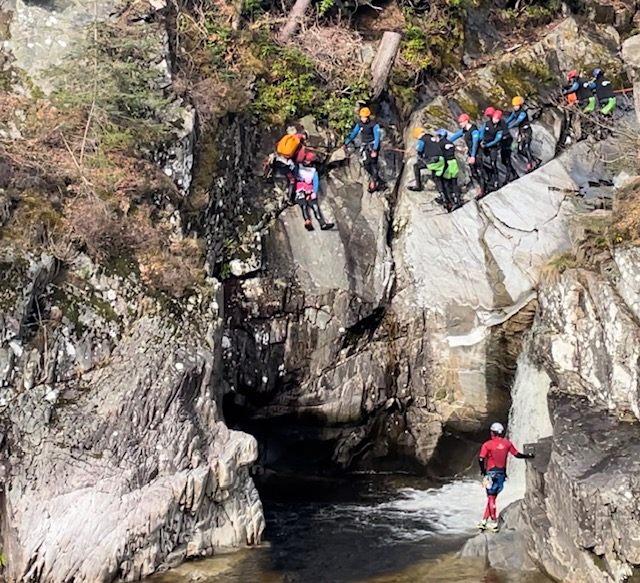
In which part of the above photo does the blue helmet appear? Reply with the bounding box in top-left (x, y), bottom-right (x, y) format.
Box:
top-left (435, 128), bottom-right (448, 138)
top-left (593, 67), bottom-right (603, 78)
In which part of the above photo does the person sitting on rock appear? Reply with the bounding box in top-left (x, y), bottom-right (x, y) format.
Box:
top-left (449, 113), bottom-right (486, 199)
top-left (590, 68), bottom-right (617, 116)
top-left (562, 70), bottom-right (595, 112)
top-left (477, 422), bottom-right (535, 533)
top-left (272, 127), bottom-right (308, 202)
top-left (343, 107), bottom-right (382, 193)
top-left (294, 152), bottom-right (334, 232)
top-left (435, 128), bottom-right (464, 210)
top-left (507, 96), bottom-right (538, 173)
top-left (408, 127), bottom-right (451, 210)
top-left (481, 108), bottom-right (505, 192)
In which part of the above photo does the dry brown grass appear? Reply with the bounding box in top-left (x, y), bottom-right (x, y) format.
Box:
top-left (612, 177), bottom-right (640, 245)
top-left (0, 93), bottom-right (204, 298)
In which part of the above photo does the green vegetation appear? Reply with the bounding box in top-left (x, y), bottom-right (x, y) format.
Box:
top-left (50, 20), bottom-right (181, 153)
top-left (501, 0), bottom-right (561, 28)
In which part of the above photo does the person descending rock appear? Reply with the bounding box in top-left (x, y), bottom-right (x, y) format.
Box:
top-left (507, 96), bottom-right (537, 173)
top-left (408, 127), bottom-right (452, 210)
top-left (294, 152), bottom-right (334, 231)
top-left (435, 128), bottom-right (464, 210)
top-left (477, 422), bottom-right (535, 533)
top-left (344, 107), bottom-right (382, 193)
top-left (590, 67), bottom-right (617, 116)
top-left (272, 127), bottom-right (307, 202)
top-left (481, 107), bottom-right (504, 192)
top-left (450, 113), bottom-right (486, 199)
top-left (562, 70), bottom-right (595, 112)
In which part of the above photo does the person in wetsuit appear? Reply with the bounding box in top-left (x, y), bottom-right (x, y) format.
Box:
top-left (435, 128), bottom-right (463, 209)
top-left (562, 70), bottom-right (596, 112)
top-left (449, 113), bottom-right (486, 199)
top-left (507, 96), bottom-right (537, 172)
top-left (294, 152), bottom-right (334, 231)
top-left (344, 107), bottom-right (382, 193)
top-left (478, 422), bottom-right (535, 532)
top-left (590, 68), bottom-right (617, 116)
top-left (408, 127), bottom-right (453, 210)
top-left (481, 109), bottom-right (505, 192)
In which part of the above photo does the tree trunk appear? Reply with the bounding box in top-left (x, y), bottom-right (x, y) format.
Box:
top-left (371, 31), bottom-right (402, 99)
top-left (277, 0), bottom-right (313, 43)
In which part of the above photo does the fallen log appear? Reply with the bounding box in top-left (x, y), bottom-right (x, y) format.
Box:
top-left (371, 31), bottom-right (402, 99)
top-left (277, 0), bottom-right (313, 43)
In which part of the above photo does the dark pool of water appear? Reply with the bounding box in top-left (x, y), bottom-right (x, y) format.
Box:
top-left (150, 474), bottom-right (551, 583)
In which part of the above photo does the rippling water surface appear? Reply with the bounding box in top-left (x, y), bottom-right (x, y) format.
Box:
top-left (150, 475), bottom-right (551, 583)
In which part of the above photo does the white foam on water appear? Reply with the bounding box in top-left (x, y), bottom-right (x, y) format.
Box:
top-left (331, 479), bottom-right (488, 542)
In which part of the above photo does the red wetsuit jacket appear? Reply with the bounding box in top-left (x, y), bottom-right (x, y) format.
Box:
top-left (479, 436), bottom-right (520, 471)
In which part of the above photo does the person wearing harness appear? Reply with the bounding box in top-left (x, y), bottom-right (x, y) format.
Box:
top-left (450, 113), bottom-right (486, 199)
top-left (478, 422), bottom-right (535, 532)
top-left (590, 67), bottom-right (617, 116)
top-left (294, 152), bottom-right (335, 231)
top-left (408, 127), bottom-right (452, 209)
top-left (507, 96), bottom-right (537, 172)
top-left (562, 70), bottom-right (595, 112)
top-left (435, 128), bottom-right (463, 210)
top-left (344, 107), bottom-right (382, 193)
top-left (481, 107), bottom-right (505, 192)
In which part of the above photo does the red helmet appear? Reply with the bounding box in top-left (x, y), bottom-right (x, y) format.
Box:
top-left (303, 151), bottom-right (316, 164)
top-left (566, 69), bottom-right (578, 81)
top-left (493, 109), bottom-right (503, 120)
top-left (484, 106), bottom-right (496, 117)
top-left (457, 113), bottom-right (471, 124)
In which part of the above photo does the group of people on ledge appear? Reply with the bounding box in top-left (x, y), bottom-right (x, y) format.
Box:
top-left (268, 66), bottom-right (617, 225)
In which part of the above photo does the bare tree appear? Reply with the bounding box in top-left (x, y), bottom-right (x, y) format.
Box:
top-left (371, 31), bottom-right (402, 99)
top-left (278, 0), bottom-right (313, 42)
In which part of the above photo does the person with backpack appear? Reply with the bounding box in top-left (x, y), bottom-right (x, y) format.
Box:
top-left (294, 152), bottom-right (335, 232)
top-left (589, 67), bottom-right (617, 116)
top-left (435, 128), bottom-right (463, 210)
top-left (507, 96), bottom-right (537, 172)
top-left (273, 127), bottom-right (307, 202)
top-left (449, 113), bottom-right (486, 199)
top-left (343, 107), bottom-right (382, 193)
top-left (562, 70), bottom-right (595, 112)
top-left (477, 422), bottom-right (535, 532)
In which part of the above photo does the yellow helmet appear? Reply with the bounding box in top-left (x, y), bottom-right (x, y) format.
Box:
top-left (512, 95), bottom-right (524, 107)
top-left (412, 127), bottom-right (426, 140)
top-left (359, 107), bottom-right (372, 118)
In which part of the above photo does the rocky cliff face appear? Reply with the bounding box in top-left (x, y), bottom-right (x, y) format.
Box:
top-left (223, 16), bottom-right (623, 473)
top-left (0, 2), bottom-right (264, 581)
top-left (463, 247), bottom-right (640, 582)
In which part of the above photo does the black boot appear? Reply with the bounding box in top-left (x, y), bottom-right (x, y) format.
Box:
top-left (321, 222), bottom-right (335, 230)
top-left (408, 184), bottom-right (423, 192)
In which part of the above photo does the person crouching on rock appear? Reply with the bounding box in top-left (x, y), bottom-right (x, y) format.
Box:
top-left (294, 152), bottom-right (334, 232)
top-left (478, 422), bottom-right (535, 533)
top-left (590, 67), bottom-right (617, 116)
top-left (343, 107), bottom-right (382, 193)
top-left (408, 128), bottom-right (453, 209)
top-left (272, 127), bottom-right (308, 202)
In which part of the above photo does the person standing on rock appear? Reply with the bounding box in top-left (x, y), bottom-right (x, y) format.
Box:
top-left (589, 68), bottom-right (617, 116)
top-left (435, 128), bottom-right (464, 210)
top-left (294, 152), bottom-right (335, 231)
top-left (562, 70), bottom-right (595, 112)
top-left (449, 113), bottom-right (486, 199)
top-left (408, 127), bottom-right (453, 211)
top-left (507, 96), bottom-right (538, 173)
top-left (480, 108), bottom-right (505, 192)
top-left (343, 107), bottom-right (383, 193)
top-left (477, 422), bottom-right (535, 532)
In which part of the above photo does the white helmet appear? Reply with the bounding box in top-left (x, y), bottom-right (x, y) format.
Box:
top-left (490, 422), bottom-right (505, 434)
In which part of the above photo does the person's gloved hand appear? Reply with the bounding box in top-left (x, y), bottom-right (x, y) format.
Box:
top-left (525, 452), bottom-right (536, 459)
top-left (468, 156), bottom-right (476, 165)
top-left (480, 141), bottom-right (486, 149)
top-left (370, 150), bottom-right (378, 158)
